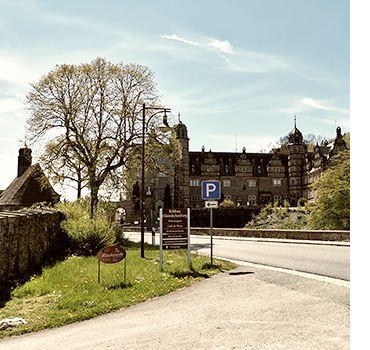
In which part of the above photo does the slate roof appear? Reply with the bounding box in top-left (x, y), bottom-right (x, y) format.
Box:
top-left (0, 163), bottom-right (60, 209)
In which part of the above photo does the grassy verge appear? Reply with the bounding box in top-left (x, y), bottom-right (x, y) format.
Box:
top-left (0, 244), bottom-right (237, 339)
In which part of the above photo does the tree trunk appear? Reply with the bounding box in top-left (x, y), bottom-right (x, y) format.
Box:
top-left (90, 185), bottom-right (99, 219)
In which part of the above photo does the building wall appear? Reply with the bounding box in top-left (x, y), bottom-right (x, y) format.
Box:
top-left (134, 123), bottom-right (348, 218)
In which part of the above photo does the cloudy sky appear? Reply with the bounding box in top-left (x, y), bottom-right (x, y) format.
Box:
top-left (0, 0), bottom-right (354, 196)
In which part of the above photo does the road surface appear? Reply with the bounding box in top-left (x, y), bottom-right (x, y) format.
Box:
top-left (125, 232), bottom-right (350, 281)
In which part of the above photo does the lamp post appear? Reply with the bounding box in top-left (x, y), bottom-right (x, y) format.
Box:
top-left (141, 103), bottom-right (171, 258)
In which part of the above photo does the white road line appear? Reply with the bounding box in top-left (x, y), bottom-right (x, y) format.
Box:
top-left (217, 256), bottom-right (350, 288)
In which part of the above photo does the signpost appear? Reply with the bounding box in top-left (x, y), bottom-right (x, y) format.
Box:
top-left (160, 208), bottom-right (190, 270)
top-left (97, 246), bottom-right (126, 283)
top-left (205, 200), bottom-right (218, 209)
top-left (202, 181), bottom-right (221, 266)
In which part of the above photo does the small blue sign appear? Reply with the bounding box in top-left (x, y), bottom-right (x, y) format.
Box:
top-left (202, 181), bottom-right (221, 200)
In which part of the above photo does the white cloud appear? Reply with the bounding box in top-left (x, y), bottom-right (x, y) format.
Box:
top-left (301, 98), bottom-right (330, 110)
top-left (161, 33), bottom-right (291, 73)
top-left (161, 34), bottom-right (234, 55)
top-left (301, 97), bottom-right (349, 114)
top-left (206, 38), bottom-right (234, 54)
top-left (0, 97), bottom-right (24, 113)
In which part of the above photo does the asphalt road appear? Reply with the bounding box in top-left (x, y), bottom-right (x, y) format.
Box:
top-left (190, 235), bottom-right (350, 281)
top-left (0, 232), bottom-right (350, 349)
top-left (0, 264), bottom-right (350, 350)
top-left (126, 232), bottom-right (350, 281)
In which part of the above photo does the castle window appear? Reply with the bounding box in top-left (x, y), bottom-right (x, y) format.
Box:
top-left (273, 179), bottom-right (281, 187)
top-left (225, 195), bottom-right (232, 201)
top-left (242, 184), bottom-right (247, 190)
top-left (249, 180), bottom-right (256, 187)
top-left (190, 179), bottom-right (200, 186)
top-left (248, 195), bottom-right (256, 205)
top-left (223, 180), bottom-right (231, 187)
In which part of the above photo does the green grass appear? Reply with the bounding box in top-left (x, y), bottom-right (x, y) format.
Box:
top-left (0, 245), bottom-right (237, 338)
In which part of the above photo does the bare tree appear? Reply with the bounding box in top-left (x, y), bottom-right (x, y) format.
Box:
top-left (26, 57), bottom-right (175, 218)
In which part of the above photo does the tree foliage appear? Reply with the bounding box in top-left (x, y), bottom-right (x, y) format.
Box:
top-left (26, 57), bottom-right (177, 217)
top-left (308, 149), bottom-right (350, 230)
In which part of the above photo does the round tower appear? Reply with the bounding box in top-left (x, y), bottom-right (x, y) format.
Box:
top-left (173, 118), bottom-right (190, 208)
top-left (287, 117), bottom-right (306, 206)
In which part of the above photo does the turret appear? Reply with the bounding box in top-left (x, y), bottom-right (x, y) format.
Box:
top-left (287, 117), bottom-right (306, 206)
top-left (173, 116), bottom-right (190, 208)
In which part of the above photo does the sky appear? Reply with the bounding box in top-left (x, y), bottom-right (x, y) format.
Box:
top-left (0, 0), bottom-right (355, 197)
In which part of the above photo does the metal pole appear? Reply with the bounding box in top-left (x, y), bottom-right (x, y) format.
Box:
top-left (210, 207), bottom-right (213, 266)
top-left (141, 103), bottom-right (145, 258)
top-left (151, 210), bottom-right (155, 246)
top-left (187, 207), bottom-right (191, 268)
top-left (159, 208), bottom-right (163, 271)
top-left (124, 256), bottom-right (127, 282)
top-left (98, 260), bottom-right (101, 283)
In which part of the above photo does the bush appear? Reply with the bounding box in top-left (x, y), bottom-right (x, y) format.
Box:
top-left (57, 198), bottom-right (125, 256)
top-left (219, 200), bottom-right (235, 209)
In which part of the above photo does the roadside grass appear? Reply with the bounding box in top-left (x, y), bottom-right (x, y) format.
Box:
top-left (0, 244), bottom-right (237, 339)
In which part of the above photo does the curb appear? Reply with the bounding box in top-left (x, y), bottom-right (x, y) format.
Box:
top-left (190, 234), bottom-right (350, 246)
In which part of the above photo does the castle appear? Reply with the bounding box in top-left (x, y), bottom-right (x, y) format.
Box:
top-left (140, 118), bottom-right (347, 217)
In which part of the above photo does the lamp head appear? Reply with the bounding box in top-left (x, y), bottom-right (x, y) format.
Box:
top-left (157, 112), bottom-right (171, 132)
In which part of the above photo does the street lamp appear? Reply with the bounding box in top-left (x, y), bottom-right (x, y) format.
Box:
top-left (141, 103), bottom-right (171, 258)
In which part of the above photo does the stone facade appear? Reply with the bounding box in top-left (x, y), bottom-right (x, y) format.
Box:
top-left (121, 119), bottom-right (348, 222)
top-left (178, 121), bottom-right (347, 209)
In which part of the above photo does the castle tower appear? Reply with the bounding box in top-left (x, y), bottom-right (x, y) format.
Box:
top-left (287, 117), bottom-right (306, 206)
top-left (18, 145), bottom-right (32, 177)
top-left (173, 118), bottom-right (190, 208)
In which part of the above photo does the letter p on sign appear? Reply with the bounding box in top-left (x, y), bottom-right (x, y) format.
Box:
top-left (202, 181), bottom-right (221, 200)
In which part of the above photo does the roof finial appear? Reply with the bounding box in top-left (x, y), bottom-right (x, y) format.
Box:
top-left (178, 111), bottom-right (181, 122)
top-left (294, 115), bottom-right (296, 128)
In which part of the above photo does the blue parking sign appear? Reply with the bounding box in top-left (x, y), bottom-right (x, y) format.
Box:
top-left (202, 181), bottom-right (221, 200)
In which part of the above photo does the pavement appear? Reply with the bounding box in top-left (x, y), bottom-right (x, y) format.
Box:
top-left (0, 259), bottom-right (350, 350)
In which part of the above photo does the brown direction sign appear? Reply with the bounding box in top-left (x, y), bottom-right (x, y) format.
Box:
top-left (162, 209), bottom-right (188, 250)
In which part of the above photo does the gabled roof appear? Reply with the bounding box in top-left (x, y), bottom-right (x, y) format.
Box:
top-left (0, 163), bottom-right (60, 208)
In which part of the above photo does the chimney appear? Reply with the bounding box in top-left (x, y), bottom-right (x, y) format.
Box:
top-left (18, 146), bottom-right (32, 177)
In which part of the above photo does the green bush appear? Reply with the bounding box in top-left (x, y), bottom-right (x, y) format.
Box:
top-left (57, 198), bottom-right (125, 256)
top-left (219, 200), bottom-right (235, 209)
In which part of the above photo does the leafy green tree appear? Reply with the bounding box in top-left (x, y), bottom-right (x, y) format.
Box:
top-left (38, 138), bottom-right (88, 199)
top-left (308, 149), bottom-right (350, 230)
top-left (26, 57), bottom-right (176, 218)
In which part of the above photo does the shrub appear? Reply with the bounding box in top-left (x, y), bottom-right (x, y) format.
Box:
top-left (219, 200), bottom-right (235, 209)
top-left (57, 198), bottom-right (125, 256)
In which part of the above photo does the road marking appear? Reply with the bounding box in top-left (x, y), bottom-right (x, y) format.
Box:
top-left (215, 257), bottom-right (350, 288)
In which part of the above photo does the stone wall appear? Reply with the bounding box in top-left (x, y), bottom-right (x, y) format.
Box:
top-left (189, 227), bottom-right (350, 241)
top-left (0, 209), bottom-right (65, 293)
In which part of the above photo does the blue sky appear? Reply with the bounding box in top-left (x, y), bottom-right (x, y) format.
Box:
top-left (0, 0), bottom-right (353, 195)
